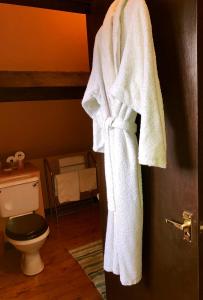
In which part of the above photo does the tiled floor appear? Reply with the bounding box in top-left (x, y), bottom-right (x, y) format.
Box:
top-left (0, 202), bottom-right (102, 300)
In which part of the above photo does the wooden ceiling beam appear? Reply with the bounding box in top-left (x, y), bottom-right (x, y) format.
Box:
top-left (0, 71), bottom-right (89, 101)
top-left (0, 0), bottom-right (93, 14)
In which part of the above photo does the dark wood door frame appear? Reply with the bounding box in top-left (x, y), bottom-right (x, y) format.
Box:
top-left (198, 1), bottom-right (203, 298)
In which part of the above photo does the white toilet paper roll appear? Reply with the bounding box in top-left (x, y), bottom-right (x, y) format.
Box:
top-left (15, 151), bottom-right (25, 161)
top-left (6, 156), bottom-right (17, 164)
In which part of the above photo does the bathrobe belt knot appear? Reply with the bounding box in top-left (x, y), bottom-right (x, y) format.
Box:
top-left (105, 116), bottom-right (137, 134)
top-left (104, 116), bottom-right (137, 211)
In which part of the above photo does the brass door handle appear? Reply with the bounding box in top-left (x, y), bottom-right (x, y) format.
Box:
top-left (165, 211), bottom-right (192, 242)
top-left (165, 219), bottom-right (191, 231)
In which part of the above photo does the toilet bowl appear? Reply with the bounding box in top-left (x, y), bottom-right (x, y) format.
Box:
top-left (0, 172), bottom-right (49, 275)
top-left (5, 213), bottom-right (49, 276)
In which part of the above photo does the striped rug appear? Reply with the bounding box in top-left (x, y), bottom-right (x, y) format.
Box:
top-left (69, 240), bottom-right (106, 299)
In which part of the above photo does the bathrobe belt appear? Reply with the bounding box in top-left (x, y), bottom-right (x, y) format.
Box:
top-left (104, 116), bottom-right (137, 211)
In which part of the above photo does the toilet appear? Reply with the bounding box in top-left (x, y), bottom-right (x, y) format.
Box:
top-left (0, 176), bottom-right (49, 276)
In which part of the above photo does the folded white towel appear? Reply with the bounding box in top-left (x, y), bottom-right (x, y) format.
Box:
top-left (79, 168), bottom-right (97, 192)
top-left (59, 156), bottom-right (85, 174)
top-left (55, 172), bottom-right (80, 203)
top-left (60, 164), bottom-right (86, 174)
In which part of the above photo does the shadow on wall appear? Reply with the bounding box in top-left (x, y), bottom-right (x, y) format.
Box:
top-left (0, 100), bottom-right (92, 159)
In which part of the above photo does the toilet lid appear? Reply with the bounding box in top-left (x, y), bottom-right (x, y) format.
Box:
top-left (6, 213), bottom-right (49, 241)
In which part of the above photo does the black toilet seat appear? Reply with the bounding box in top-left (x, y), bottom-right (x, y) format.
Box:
top-left (6, 213), bottom-right (49, 241)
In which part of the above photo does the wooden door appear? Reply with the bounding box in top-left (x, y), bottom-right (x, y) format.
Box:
top-left (95, 0), bottom-right (201, 299)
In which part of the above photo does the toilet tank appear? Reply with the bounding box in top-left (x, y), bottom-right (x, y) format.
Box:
top-left (0, 177), bottom-right (40, 217)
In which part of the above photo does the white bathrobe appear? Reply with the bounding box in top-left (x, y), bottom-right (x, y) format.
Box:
top-left (82, 0), bottom-right (166, 286)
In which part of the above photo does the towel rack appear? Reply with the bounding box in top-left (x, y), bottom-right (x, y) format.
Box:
top-left (44, 150), bottom-right (98, 222)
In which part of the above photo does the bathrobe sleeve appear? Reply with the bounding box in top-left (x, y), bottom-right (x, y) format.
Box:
top-left (82, 32), bottom-right (105, 153)
top-left (110, 0), bottom-right (166, 168)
